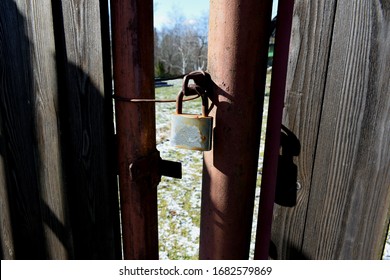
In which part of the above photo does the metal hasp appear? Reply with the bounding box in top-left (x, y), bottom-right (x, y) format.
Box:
top-left (254, 0), bottom-right (295, 260)
top-left (171, 71), bottom-right (213, 151)
top-left (129, 151), bottom-right (182, 182)
top-left (200, 0), bottom-right (273, 259)
top-left (110, 0), bottom-right (158, 259)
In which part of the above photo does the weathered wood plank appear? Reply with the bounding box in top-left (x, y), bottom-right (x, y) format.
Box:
top-left (272, 0), bottom-right (390, 259)
top-left (0, 122), bottom-right (14, 259)
top-left (271, 0), bottom-right (338, 259)
top-left (1, 0), bottom-right (43, 259)
top-left (302, 0), bottom-right (390, 259)
top-left (0, 1), bottom-right (15, 259)
top-left (25, 0), bottom-right (73, 259)
top-left (1, 0), bottom-right (118, 259)
top-left (0, 0), bottom-right (71, 259)
top-left (56, 0), bottom-right (119, 259)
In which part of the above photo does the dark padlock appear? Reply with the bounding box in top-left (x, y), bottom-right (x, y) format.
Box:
top-left (170, 91), bottom-right (213, 151)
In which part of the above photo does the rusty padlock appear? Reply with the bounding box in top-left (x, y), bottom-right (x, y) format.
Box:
top-left (170, 90), bottom-right (213, 151)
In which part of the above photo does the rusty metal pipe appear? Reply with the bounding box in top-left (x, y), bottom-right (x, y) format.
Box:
top-left (110, 0), bottom-right (159, 259)
top-left (200, 0), bottom-right (273, 259)
top-left (254, 0), bottom-right (295, 260)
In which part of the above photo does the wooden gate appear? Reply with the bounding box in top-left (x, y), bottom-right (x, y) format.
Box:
top-left (271, 0), bottom-right (390, 259)
top-left (0, 0), bottom-right (120, 259)
top-left (1, 0), bottom-right (389, 260)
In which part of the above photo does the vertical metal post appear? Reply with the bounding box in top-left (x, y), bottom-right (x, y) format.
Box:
top-left (110, 0), bottom-right (159, 259)
top-left (254, 0), bottom-right (295, 260)
top-left (200, 0), bottom-right (273, 259)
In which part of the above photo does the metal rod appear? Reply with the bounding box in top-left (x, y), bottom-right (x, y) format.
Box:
top-left (113, 93), bottom-right (200, 103)
top-left (254, 0), bottom-right (295, 260)
top-left (200, 0), bottom-right (273, 259)
top-left (110, 0), bottom-right (159, 259)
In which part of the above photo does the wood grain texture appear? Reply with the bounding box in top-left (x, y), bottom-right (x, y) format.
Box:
top-left (0, 123), bottom-right (14, 259)
top-left (0, 0), bottom-right (71, 259)
top-left (0, 1), bottom-right (15, 260)
top-left (271, 0), bottom-right (338, 259)
top-left (26, 0), bottom-right (71, 259)
top-left (0, 0), bottom-right (119, 259)
top-left (303, 0), bottom-right (390, 259)
top-left (57, 0), bottom-right (119, 259)
top-left (1, 0), bottom-right (42, 259)
top-left (272, 0), bottom-right (390, 259)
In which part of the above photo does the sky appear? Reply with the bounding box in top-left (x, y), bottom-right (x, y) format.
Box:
top-left (154, 0), bottom-right (278, 29)
top-left (154, 0), bottom-right (209, 28)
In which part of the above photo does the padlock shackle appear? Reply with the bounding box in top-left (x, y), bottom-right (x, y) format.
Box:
top-left (182, 70), bottom-right (209, 97)
top-left (176, 90), bottom-right (208, 117)
top-left (175, 90), bottom-right (184, 115)
top-left (176, 71), bottom-right (210, 117)
top-left (201, 94), bottom-right (208, 117)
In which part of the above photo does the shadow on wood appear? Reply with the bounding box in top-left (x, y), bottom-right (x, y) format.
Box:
top-left (269, 241), bottom-right (308, 260)
top-left (275, 125), bottom-right (300, 207)
top-left (0, 0), bottom-right (120, 259)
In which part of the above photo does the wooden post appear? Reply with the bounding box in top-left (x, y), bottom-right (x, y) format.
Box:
top-left (200, 0), bottom-right (273, 259)
top-left (111, 0), bottom-right (159, 259)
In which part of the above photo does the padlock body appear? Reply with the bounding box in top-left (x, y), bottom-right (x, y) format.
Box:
top-left (170, 114), bottom-right (213, 151)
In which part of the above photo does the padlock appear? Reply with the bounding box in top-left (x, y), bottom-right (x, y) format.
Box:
top-left (170, 91), bottom-right (213, 151)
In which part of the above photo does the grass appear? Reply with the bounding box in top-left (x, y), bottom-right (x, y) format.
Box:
top-left (154, 77), bottom-right (390, 260)
top-left (156, 79), bottom-right (204, 259)
top-left (155, 78), bottom-right (269, 259)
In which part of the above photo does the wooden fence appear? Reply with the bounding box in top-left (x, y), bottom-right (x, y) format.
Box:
top-left (271, 0), bottom-right (390, 259)
top-left (1, 0), bottom-right (389, 260)
top-left (0, 0), bottom-right (120, 259)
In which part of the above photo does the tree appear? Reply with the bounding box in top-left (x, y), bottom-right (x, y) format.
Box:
top-left (154, 11), bottom-right (208, 76)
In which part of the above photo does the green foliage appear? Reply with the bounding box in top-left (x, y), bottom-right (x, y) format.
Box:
top-left (155, 60), bottom-right (168, 78)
